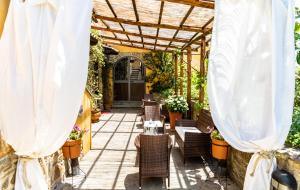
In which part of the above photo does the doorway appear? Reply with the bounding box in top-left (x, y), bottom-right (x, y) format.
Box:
top-left (114, 56), bottom-right (145, 101)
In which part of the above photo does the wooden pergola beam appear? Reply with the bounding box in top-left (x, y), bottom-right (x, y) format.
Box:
top-left (99, 20), bottom-right (121, 44)
top-left (154, 1), bottom-right (165, 50)
top-left (174, 53), bottom-right (178, 95)
top-left (92, 26), bottom-right (201, 45)
top-left (132, 0), bottom-right (144, 47)
top-left (105, 0), bottom-right (133, 46)
top-left (166, 5), bottom-right (194, 51)
top-left (102, 36), bottom-right (178, 49)
top-left (181, 16), bottom-right (213, 49)
top-left (182, 27), bottom-right (212, 50)
top-left (94, 15), bottom-right (205, 33)
top-left (160, 0), bottom-right (214, 9)
top-left (103, 41), bottom-right (174, 52)
top-left (199, 38), bottom-right (206, 103)
top-left (187, 47), bottom-right (192, 118)
top-left (180, 52), bottom-right (184, 95)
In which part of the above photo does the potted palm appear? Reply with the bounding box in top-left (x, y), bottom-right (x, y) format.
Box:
top-left (62, 125), bottom-right (87, 159)
top-left (211, 130), bottom-right (229, 160)
top-left (166, 95), bottom-right (189, 130)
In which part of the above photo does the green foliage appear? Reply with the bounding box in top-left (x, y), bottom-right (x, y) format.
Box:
top-left (296, 8), bottom-right (300, 65)
top-left (165, 95), bottom-right (189, 113)
top-left (285, 8), bottom-right (300, 149)
top-left (143, 51), bottom-right (175, 96)
top-left (211, 130), bottom-right (224, 141)
top-left (87, 29), bottom-right (105, 109)
top-left (286, 68), bottom-right (300, 148)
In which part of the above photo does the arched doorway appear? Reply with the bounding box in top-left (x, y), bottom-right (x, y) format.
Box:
top-left (114, 56), bottom-right (145, 101)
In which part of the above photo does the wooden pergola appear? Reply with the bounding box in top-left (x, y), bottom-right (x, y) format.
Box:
top-left (92, 0), bottom-right (215, 116)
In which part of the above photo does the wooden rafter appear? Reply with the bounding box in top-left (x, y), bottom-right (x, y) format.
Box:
top-left (94, 15), bottom-right (205, 33)
top-left (165, 5), bottom-right (194, 51)
top-left (99, 20), bottom-right (122, 45)
top-left (101, 36), bottom-right (178, 49)
top-left (132, 0), bottom-right (144, 47)
top-left (181, 16), bottom-right (213, 49)
top-left (154, 1), bottom-right (164, 50)
top-left (103, 41), bottom-right (175, 52)
top-left (92, 26), bottom-right (202, 45)
top-left (160, 0), bottom-right (214, 9)
top-left (105, 0), bottom-right (133, 46)
top-left (182, 27), bottom-right (212, 50)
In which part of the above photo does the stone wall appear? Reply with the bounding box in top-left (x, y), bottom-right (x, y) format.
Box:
top-left (0, 137), bottom-right (65, 190)
top-left (227, 147), bottom-right (300, 190)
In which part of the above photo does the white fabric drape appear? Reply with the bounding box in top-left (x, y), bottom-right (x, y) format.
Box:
top-left (208, 0), bottom-right (295, 189)
top-left (0, 0), bottom-right (92, 189)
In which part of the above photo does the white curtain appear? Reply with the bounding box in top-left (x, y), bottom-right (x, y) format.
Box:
top-left (208, 0), bottom-right (295, 189)
top-left (0, 0), bottom-right (92, 189)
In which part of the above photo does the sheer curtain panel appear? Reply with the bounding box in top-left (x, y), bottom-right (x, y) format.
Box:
top-left (208, 0), bottom-right (296, 189)
top-left (0, 0), bottom-right (92, 189)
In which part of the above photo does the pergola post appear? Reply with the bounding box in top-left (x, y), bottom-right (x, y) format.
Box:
top-left (174, 53), bottom-right (178, 95)
top-left (187, 47), bottom-right (192, 118)
top-left (199, 37), bottom-right (206, 103)
top-left (180, 52), bottom-right (184, 95)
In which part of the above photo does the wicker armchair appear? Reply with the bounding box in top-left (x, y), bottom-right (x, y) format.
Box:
top-left (142, 105), bottom-right (166, 133)
top-left (175, 110), bottom-right (214, 164)
top-left (139, 134), bottom-right (171, 189)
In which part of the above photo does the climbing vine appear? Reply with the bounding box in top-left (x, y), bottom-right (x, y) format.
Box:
top-left (86, 29), bottom-right (105, 109)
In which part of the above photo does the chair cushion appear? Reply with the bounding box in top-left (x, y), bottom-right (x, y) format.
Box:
top-left (175, 127), bottom-right (201, 141)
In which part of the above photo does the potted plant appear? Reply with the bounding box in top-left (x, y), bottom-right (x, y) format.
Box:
top-left (62, 125), bottom-right (87, 159)
top-left (166, 95), bottom-right (189, 130)
top-left (211, 130), bottom-right (229, 160)
top-left (91, 95), bottom-right (102, 123)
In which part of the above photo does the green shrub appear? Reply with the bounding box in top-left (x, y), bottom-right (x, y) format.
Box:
top-left (143, 51), bottom-right (175, 94)
top-left (286, 68), bottom-right (300, 148)
top-left (165, 95), bottom-right (189, 113)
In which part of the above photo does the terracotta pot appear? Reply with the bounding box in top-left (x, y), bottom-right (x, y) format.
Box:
top-left (211, 138), bottom-right (229, 160)
top-left (62, 139), bottom-right (82, 159)
top-left (91, 109), bottom-right (101, 123)
top-left (169, 112), bottom-right (182, 130)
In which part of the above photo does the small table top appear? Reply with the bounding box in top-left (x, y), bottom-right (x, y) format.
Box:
top-left (144, 120), bottom-right (163, 127)
top-left (144, 120), bottom-right (163, 135)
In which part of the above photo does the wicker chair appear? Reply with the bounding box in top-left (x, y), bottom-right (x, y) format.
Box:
top-left (142, 104), bottom-right (166, 133)
top-left (143, 94), bottom-right (154, 101)
top-left (140, 95), bottom-right (156, 115)
top-left (175, 110), bottom-right (214, 164)
top-left (139, 134), bottom-right (171, 189)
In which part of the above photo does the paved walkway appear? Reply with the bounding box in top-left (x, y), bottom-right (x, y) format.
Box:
top-left (66, 109), bottom-right (239, 190)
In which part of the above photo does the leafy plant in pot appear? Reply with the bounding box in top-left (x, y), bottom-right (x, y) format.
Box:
top-left (62, 125), bottom-right (87, 159)
top-left (211, 130), bottom-right (229, 160)
top-left (166, 95), bottom-right (189, 130)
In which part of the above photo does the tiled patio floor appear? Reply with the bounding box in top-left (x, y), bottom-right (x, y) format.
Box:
top-left (65, 109), bottom-right (239, 190)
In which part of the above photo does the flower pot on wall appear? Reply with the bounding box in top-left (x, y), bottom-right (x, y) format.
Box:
top-left (62, 139), bottom-right (82, 159)
top-left (91, 108), bottom-right (101, 123)
top-left (211, 138), bottom-right (229, 160)
top-left (169, 112), bottom-right (182, 130)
